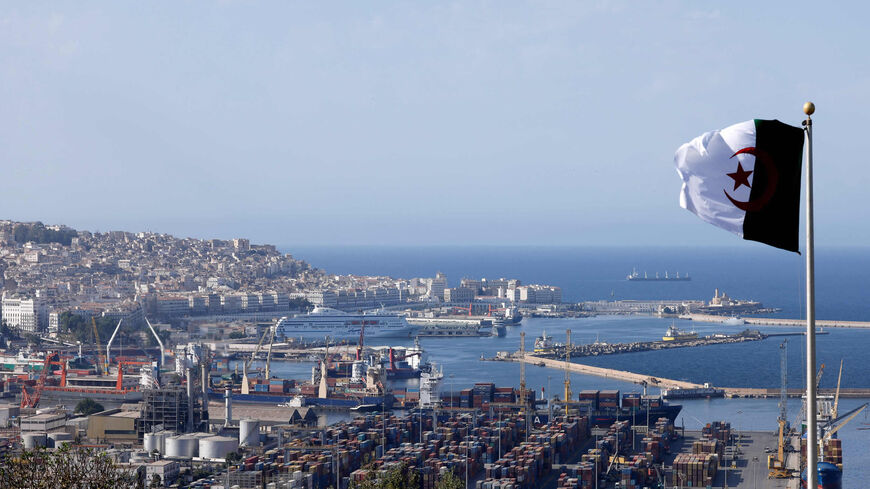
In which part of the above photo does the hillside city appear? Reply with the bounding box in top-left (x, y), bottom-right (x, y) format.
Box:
top-left (0, 220), bottom-right (563, 339)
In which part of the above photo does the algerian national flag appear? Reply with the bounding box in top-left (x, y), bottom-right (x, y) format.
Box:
top-left (675, 119), bottom-right (805, 252)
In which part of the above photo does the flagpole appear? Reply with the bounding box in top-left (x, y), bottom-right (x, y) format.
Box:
top-left (802, 101), bottom-right (817, 488)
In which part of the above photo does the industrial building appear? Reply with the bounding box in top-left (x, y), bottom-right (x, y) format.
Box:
top-left (87, 409), bottom-right (139, 443)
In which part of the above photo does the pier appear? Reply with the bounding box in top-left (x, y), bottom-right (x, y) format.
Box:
top-left (519, 354), bottom-right (705, 390)
top-left (685, 313), bottom-right (870, 328)
top-left (516, 355), bottom-right (870, 399)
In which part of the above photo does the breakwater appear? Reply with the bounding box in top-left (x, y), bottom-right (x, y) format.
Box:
top-left (685, 313), bottom-right (870, 329)
top-left (533, 330), bottom-right (768, 359)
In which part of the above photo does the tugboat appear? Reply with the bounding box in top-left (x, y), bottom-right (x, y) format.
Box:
top-left (662, 323), bottom-right (698, 342)
top-left (534, 331), bottom-right (555, 352)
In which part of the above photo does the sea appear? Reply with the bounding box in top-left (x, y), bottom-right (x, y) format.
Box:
top-left (270, 245), bottom-right (870, 484)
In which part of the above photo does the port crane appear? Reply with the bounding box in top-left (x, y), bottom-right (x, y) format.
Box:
top-left (20, 352), bottom-right (63, 409)
top-left (241, 321), bottom-right (278, 394)
top-left (91, 317), bottom-right (107, 376)
top-left (564, 329), bottom-right (572, 415)
top-left (769, 340), bottom-right (791, 478)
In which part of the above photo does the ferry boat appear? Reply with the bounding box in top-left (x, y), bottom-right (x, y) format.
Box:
top-left (662, 324), bottom-right (698, 342)
top-left (626, 268), bottom-right (690, 281)
top-left (276, 307), bottom-right (419, 340)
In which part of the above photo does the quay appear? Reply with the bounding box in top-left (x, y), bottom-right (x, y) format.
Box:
top-left (517, 355), bottom-right (870, 399)
top-left (685, 313), bottom-right (870, 329)
top-left (520, 354), bottom-right (705, 390)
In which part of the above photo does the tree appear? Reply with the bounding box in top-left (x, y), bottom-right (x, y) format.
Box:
top-left (0, 446), bottom-right (138, 489)
top-left (435, 470), bottom-right (464, 489)
top-left (148, 474), bottom-right (162, 488)
top-left (228, 331), bottom-right (246, 339)
top-left (75, 398), bottom-right (105, 416)
top-left (288, 297), bottom-right (313, 312)
top-left (350, 462), bottom-right (420, 489)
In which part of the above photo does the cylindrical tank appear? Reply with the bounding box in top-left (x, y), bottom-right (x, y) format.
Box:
top-left (144, 431), bottom-right (171, 454)
top-left (199, 435), bottom-right (239, 460)
top-left (165, 434), bottom-right (198, 458)
top-left (47, 432), bottom-right (73, 448)
top-left (239, 418), bottom-right (260, 446)
top-left (23, 432), bottom-right (47, 449)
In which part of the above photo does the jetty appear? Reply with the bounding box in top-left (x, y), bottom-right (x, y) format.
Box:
top-left (515, 355), bottom-right (870, 399)
top-left (685, 313), bottom-right (870, 328)
top-left (520, 354), bottom-right (704, 390)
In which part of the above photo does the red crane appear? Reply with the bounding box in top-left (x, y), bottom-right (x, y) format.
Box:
top-left (20, 352), bottom-right (62, 409)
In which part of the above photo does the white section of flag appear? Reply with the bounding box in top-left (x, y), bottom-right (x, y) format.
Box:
top-left (675, 120), bottom-right (757, 238)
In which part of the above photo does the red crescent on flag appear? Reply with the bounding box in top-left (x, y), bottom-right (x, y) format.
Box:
top-left (723, 147), bottom-right (779, 212)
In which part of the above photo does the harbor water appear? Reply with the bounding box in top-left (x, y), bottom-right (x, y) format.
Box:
top-left (270, 245), bottom-right (870, 485)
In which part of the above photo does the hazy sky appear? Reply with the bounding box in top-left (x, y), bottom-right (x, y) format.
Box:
top-left (1, 2), bottom-right (868, 247)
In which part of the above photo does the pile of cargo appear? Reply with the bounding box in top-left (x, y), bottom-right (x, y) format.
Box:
top-left (598, 390), bottom-right (620, 409)
top-left (800, 438), bottom-right (844, 470)
top-left (248, 378), bottom-right (296, 394)
top-left (668, 453), bottom-right (719, 488)
top-left (701, 420), bottom-right (731, 443)
top-left (823, 438), bottom-right (843, 467)
top-left (556, 416), bottom-right (676, 489)
top-left (475, 416), bottom-right (588, 489)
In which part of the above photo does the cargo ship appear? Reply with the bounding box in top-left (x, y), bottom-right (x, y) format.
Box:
top-left (626, 268), bottom-right (690, 281)
top-left (575, 390), bottom-right (682, 427)
top-left (662, 324), bottom-right (697, 342)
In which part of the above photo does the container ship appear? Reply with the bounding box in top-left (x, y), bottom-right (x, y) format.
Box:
top-left (626, 268), bottom-right (690, 281)
top-left (575, 390), bottom-right (682, 427)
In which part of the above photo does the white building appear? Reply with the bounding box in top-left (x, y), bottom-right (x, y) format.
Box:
top-left (1, 293), bottom-right (47, 332)
top-left (426, 272), bottom-right (448, 301)
top-left (145, 460), bottom-right (179, 487)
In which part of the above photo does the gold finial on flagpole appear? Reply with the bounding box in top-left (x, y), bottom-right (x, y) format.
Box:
top-left (803, 101), bottom-right (815, 116)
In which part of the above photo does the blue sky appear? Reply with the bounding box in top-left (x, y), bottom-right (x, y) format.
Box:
top-left (1, 2), bottom-right (867, 247)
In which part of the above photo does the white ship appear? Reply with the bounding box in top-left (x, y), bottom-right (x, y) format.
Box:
top-left (276, 307), bottom-right (419, 340)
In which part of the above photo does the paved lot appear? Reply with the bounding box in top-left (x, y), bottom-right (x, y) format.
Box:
top-left (664, 430), bottom-right (798, 489)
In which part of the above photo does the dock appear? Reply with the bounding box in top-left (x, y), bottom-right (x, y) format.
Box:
top-left (520, 354), bottom-right (705, 390)
top-left (518, 355), bottom-right (870, 398)
top-left (686, 313), bottom-right (870, 329)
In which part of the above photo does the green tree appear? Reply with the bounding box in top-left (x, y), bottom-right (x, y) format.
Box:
top-left (148, 473), bottom-right (161, 488)
top-left (435, 470), bottom-right (464, 489)
top-left (350, 462), bottom-right (420, 489)
top-left (228, 331), bottom-right (246, 339)
top-left (288, 297), bottom-right (313, 312)
top-left (0, 446), bottom-right (138, 488)
top-left (75, 398), bottom-right (105, 416)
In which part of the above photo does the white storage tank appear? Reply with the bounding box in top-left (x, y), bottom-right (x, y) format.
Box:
top-left (47, 432), bottom-right (73, 448)
top-left (165, 434), bottom-right (199, 458)
top-left (143, 432), bottom-right (159, 453)
top-left (22, 432), bottom-right (47, 449)
top-left (199, 435), bottom-right (239, 460)
top-left (144, 430), bottom-right (171, 455)
top-left (239, 418), bottom-right (260, 446)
